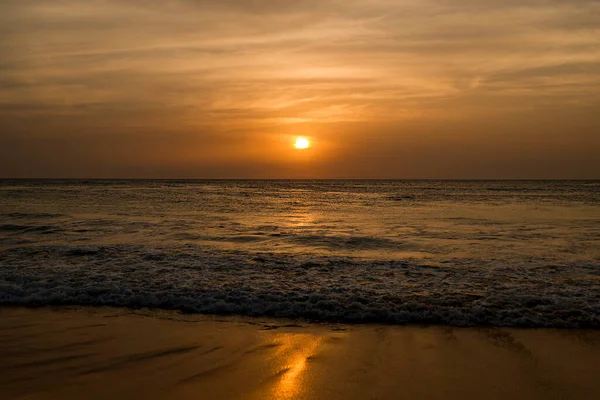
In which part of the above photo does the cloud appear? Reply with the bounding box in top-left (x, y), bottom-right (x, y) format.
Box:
top-left (0, 0), bottom-right (599, 177)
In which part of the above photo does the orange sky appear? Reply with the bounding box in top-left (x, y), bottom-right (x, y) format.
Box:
top-left (1, 0), bottom-right (599, 178)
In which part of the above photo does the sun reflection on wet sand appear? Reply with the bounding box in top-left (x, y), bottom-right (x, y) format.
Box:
top-left (268, 334), bottom-right (323, 400)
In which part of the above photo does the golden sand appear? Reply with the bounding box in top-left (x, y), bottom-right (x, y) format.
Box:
top-left (1, 307), bottom-right (599, 400)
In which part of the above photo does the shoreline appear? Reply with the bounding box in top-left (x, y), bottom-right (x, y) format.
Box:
top-left (3, 305), bottom-right (600, 331)
top-left (2, 306), bottom-right (600, 399)
top-left (3, 242), bottom-right (598, 329)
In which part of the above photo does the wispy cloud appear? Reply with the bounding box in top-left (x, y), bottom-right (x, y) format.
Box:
top-left (1, 0), bottom-right (599, 178)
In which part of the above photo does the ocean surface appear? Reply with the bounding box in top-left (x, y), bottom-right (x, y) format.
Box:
top-left (1, 180), bottom-right (599, 327)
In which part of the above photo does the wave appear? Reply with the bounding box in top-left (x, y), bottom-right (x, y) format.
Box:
top-left (286, 234), bottom-right (402, 250)
top-left (1, 212), bottom-right (65, 219)
top-left (1, 244), bottom-right (599, 328)
top-left (0, 224), bottom-right (61, 234)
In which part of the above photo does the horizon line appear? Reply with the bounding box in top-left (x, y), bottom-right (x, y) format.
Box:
top-left (1, 177), bottom-right (599, 181)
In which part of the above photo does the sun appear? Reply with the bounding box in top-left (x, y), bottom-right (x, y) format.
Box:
top-left (294, 137), bottom-right (310, 149)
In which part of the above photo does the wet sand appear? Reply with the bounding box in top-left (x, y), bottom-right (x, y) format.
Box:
top-left (1, 307), bottom-right (599, 400)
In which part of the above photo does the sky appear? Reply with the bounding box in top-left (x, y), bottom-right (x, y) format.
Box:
top-left (0, 0), bottom-right (599, 179)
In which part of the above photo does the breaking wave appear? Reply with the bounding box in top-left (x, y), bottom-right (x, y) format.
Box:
top-left (1, 244), bottom-right (599, 328)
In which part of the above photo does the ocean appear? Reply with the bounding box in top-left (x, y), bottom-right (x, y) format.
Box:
top-left (0, 180), bottom-right (599, 327)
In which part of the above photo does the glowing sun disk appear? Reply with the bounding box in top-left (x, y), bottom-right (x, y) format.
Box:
top-left (294, 137), bottom-right (310, 149)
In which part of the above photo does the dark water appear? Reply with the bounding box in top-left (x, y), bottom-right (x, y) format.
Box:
top-left (1, 180), bottom-right (599, 327)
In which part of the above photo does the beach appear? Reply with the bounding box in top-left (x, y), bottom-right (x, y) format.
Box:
top-left (1, 182), bottom-right (599, 398)
top-left (1, 307), bottom-right (599, 400)
top-left (2, 0), bottom-right (600, 395)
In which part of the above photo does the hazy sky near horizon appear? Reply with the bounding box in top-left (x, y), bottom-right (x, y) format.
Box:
top-left (1, 0), bottom-right (599, 178)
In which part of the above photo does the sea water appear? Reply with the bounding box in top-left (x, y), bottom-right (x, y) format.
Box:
top-left (1, 180), bottom-right (599, 327)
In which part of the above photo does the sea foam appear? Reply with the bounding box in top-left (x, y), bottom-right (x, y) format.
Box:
top-left (1, 244), bottom-right (598, 328)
